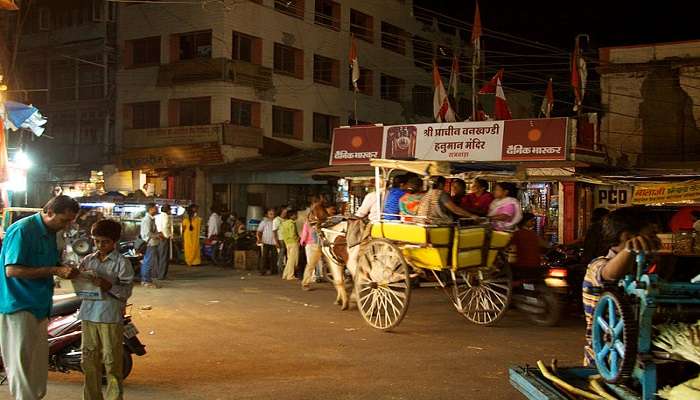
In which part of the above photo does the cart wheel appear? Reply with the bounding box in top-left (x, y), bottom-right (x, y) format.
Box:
top-left (592, 291), bottom-right (637, 383)
top-left (355, 239), bottom-right (411, 331)
top-left (456, 258), bottom-right (512, 326)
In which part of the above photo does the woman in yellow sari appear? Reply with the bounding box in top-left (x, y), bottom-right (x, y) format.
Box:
top-left (182, 204), bottom-right (202, 266)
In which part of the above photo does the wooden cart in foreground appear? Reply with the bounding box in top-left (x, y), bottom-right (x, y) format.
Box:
top-left (349, 159), bottom-right (513, 331)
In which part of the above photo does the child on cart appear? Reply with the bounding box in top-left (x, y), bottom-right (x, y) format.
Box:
top-left (581, 206), bottom-right (660, 367)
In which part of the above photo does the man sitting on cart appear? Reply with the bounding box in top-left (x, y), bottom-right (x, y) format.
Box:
top-left (581, 206), bottom-right (660, 367)
top-left (416, 176), bottom-right (474, 225)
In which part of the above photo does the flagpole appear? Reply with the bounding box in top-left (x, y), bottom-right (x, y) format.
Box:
top-left (471, 63), bottom-right (476, 121)
top-left (353, 90), bottom-right (358, 125)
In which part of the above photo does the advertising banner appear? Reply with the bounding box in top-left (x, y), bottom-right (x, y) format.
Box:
top-left (631, 180), bottom-right (700, 204)
top-left (329, 118), bottom-right (570, 165)
top-left (329, 126), bottom-right (384, 165)
top-left (117, 143), bottom-right (224, 170)
top-left (501, 118), bottom-right (568, 161)
top-left (384, 121), bottom-right (504, 161)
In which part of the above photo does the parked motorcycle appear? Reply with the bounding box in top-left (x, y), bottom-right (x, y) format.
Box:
top-left (0, 295), bottom-right (147, 383)
top-left (118, 239), bottom-right (144, 275)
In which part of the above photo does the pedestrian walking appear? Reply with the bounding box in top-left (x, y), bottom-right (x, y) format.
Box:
top-left (140, 203), bottom-right (162, 288)
top-left (274, 207), bottom-right (288, 276)
top-left (182, 204), bottom-right (202, 267)
top-left (256, 208), bottom-right (279, 275)
top-left (279, 209), bottom-right (300, 280)
top-left (301, 197), bottom-right (329, 290)
top-left (0, 195), bottom-right (80, 400)
top-left (155, 204), bottom-right (173, 279)
top-left (78, 220), bottom-right (134, 400)
top-left (207, 206), bottom-right (222, 239)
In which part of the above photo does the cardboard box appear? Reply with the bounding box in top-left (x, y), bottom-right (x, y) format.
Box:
top-left (234, 250), bottom-right (260, 270)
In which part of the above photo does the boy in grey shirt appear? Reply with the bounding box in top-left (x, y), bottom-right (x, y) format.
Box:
top-left (78, 219), bottom-right (134, 400)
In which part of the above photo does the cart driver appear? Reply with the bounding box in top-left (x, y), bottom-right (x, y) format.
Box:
top-left (416, 176), bottom-right (474, 225)
top-left (582, 206), bottom-right (660, 367)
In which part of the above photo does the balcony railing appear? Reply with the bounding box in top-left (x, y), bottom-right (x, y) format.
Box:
top-left (122, 124), bottom-right (263, 150)
top-left (157, 58), bottom-right (273, 91)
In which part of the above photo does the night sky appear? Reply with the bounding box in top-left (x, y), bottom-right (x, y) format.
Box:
top-left (416, 0), bottom-right (697, 50)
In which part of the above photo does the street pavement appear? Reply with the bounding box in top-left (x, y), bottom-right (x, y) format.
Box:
top-left (17, 265), bottom-right (585, 400)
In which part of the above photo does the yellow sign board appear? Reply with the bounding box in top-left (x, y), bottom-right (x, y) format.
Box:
top-left (631, 180), bottom-right (700, 204)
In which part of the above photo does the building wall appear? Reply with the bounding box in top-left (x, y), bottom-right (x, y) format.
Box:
top-left (599, 41), bottom-right (700, 167)
top-left (116, 0), bottom-right (452, 153)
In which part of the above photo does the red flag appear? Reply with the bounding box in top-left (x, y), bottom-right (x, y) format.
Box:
top-left (349, 35), bottom-right (359, 92)
top-left (471, 1), bottom-right (482, 67)
top-left (494, 74), bottom-right (512, 120)
top-left (571, 38), bottom-right (587, 112)
top-left (478, 69), bottom-right (502, 94)
top-left (433, 62), bottom-right (456, 123)
top-left (540, 78), bottom-right (554, 118)
top-left (447, 55), bottom-right (460, 98)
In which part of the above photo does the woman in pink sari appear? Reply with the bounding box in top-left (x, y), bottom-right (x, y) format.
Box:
top-left (488, 182), bottom-right (523, 231)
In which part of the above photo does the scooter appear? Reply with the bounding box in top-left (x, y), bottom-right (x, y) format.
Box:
top-left (0, 295), bottom-right (146, 383)
top-left (511, 267), bottom-right (563, 327)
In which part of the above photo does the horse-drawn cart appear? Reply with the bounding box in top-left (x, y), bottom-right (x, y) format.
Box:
top-left (319, 159), bottom-right (514, 331)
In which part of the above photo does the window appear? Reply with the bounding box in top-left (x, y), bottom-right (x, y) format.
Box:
top-left (128, 101), bottom-right (160, 129)
top-left (232, 31), bottom-right (261, 64)
top-left (413, 36), bottom-right (432, 71)
top-left (349, 67), bottom-right (373, 96)
top-left (39, 7), bottom-right (50, 30)
top-left (314, 0), bottom-right (340, 30)
top-left (128, 36), bottom-right (161, 67)
top-left (272, 106), bottom-right (302, 139)
top-left (313, 113), bottom-right (339, 143)
top-left (274, 0), bottom-right (304, 19)
top-left (412, 85), bottom-right (432, 117)
top-left (79, 110), bottom-right (104, 145)
top-left (274, 43), bottom-right (303, 79)
top-left (313, 54), bottom-right (339, 87)
top-left (50, 60), bottom-right (75, 102)
top-left (231, 99), bottom-right (261, 127)
top-left (78, 56), bottom-right (104, 100)
top-left (380, 74), bottom-right (403, 102)
top-left (381, 22), bottom-right (406, 55)
top-left (178, 97), bottom-right (211, 126)
top-left (178, 31), bottom-right (212, 60)
top-left (350, 9), bottom-right (373, 43)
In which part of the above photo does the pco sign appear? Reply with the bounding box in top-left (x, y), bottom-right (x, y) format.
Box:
top-left (595, 186), bottom-right (630, 208)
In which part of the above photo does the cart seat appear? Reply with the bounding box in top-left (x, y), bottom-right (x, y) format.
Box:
top-left (371, 221), bottom-right (451, 246)
top-left (454, 228), bottom-right (512, 270)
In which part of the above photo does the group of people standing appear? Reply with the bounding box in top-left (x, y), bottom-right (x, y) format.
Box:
top-left (138, 202), bottom-right (174, 288)
top-left (255, 196), bottom-right (337, 291)
top-left (0, 196), bottom-right (135, 400)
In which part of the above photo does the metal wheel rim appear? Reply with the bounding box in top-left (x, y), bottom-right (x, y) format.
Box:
top-left (456, 262), bottom-right (512, 326)
top-left (355, 239), bottom-right (411, 331)
top-left (592, 292), bottom-right (635, 382)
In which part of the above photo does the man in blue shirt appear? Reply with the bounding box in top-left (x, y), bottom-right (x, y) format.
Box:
top-left (0, 195), bottom-right (80, 400)
top-left (383, 174), bottom-right (408, 221)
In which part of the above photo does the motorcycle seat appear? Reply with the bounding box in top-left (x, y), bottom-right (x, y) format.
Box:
top-left (51, 295), bottom-right (82, 317)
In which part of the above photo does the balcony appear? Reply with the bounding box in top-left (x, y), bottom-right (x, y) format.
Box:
top-left (122, 124), bottom-right (263, 150)
top-left (223, 125), bottom-right (264, 149)
top-left (157, 58), bottom-right (273, 91)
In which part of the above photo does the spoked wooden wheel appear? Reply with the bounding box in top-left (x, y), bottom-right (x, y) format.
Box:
top-left (455, 259), bottom-right (512, 326)
top-left (355, 239), bottom-right (411, 331)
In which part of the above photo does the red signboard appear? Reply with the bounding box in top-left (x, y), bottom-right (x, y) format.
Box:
top-left (330, 126), bottom-right (384, 165)
top-left (501, 118), bottom-right (568, 161)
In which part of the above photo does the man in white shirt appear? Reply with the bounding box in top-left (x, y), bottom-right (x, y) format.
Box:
top-left (256, 208), bottom-right (279, 275)
top-left (207, 207), bottom-right (222, 239)
top-left (155, 205), bottom-right (173, 280)
top-left (355, 190), bottom-right (382, 222)
top-left (140, 203), bottom-right (162, 288)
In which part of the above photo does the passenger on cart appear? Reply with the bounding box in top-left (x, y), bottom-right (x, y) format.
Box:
top-left (382, 175), bottom-right (409, 221)
top-left (488, 182), bottom-right (523, 231)
top-left (416, 176), bottom-right (474, 225)
top-left (461, 178), bottom-right (494, 217)
top-left (581, 206), bottom-right (660, 367)
top-left (399, 176), bottom-right (425, 222)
